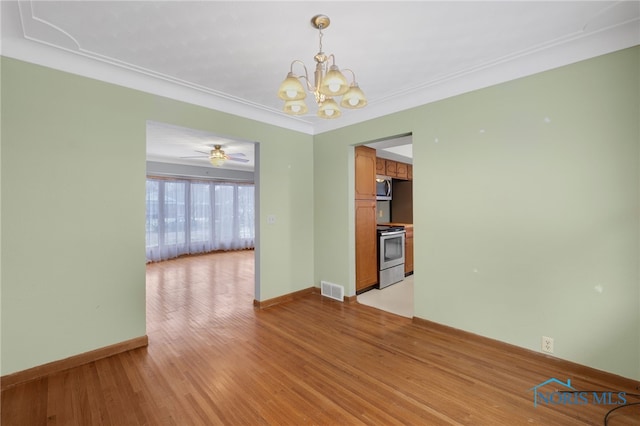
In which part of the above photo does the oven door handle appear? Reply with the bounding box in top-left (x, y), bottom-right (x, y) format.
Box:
top-left (380, 230), bottom-right (405, 237)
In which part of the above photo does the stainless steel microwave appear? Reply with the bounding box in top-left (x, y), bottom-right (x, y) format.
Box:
top-left (376, 175), bottom-right (392, 200)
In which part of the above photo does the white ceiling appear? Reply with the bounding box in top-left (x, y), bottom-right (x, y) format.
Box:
top-left (2, 1), bottom-right (639, 170)
top-left (146, 121), bottom-right (256, 171)
top-left (366, 134), bottom-right (414, 164)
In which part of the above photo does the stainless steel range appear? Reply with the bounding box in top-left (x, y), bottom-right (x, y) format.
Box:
top-left (377, 225), bottom-right (406, 288)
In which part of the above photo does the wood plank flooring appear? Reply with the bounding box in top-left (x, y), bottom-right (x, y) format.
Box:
top-left (2, 250), bottom-right (639, 425)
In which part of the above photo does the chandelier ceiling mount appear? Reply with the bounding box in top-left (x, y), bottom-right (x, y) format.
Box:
top-left (310, 14), bottom-right (331, 30)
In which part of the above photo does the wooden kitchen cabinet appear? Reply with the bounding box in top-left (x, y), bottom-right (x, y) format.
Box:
top-left (379, 158), bottom-right (411, 180)
top-left (385, 160), bottom-right (397, 178)
top-left (396, 162), bottom-right (408, 180)
top-left (355, 146), bottom-right (376, 200)
top-left (355, 199), bottom-right (378, 291)
top-left (355, 146), bottom-right (378, 291)
top-left (404, 225), bottom-right (414, 275)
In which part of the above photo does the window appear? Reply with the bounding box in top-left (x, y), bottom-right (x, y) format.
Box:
top-left (146, 178), bottom-right (254, 262)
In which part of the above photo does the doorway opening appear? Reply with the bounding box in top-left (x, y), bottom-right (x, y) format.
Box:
top-left (356, 134), bottom-right (414, 317)
top-left (145, 120), bottom-right (259, 304)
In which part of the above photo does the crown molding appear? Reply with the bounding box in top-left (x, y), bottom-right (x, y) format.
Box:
top-left (1, 33), bottom-right (317, 135)
top-left (2, 1), bottom-right (638, 137)
top-left (312, 17), bottom-right (640, 135)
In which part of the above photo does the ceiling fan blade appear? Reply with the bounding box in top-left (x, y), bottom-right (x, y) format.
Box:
top-left (180, 150), bottom-right (214, 159)
top-left (226, 153), bottom-right (249, 161)
top-left (227, 157), bottom-right (250, 163)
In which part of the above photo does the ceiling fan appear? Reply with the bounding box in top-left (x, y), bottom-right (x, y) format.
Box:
top-left (182, 144), bottom-right (250, 167)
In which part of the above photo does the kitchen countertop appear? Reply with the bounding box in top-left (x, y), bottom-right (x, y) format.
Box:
top-left (380, 223), bottom-right (413, 237)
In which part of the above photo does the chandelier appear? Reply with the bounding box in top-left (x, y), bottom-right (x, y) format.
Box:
top-left (277, 15), bottom-right (367, 119)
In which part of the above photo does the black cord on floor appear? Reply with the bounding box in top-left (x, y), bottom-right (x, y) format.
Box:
top-left (558, 390), bottom-right (640, 425)
top-left (603, 401), bottom-right (640, 426)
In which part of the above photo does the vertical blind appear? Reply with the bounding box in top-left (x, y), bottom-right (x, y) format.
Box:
top-left (146, 178), bottom-right (255, 262)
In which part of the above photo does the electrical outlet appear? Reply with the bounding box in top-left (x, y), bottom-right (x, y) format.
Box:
top-left (542, 336), bottom-right (554, 354)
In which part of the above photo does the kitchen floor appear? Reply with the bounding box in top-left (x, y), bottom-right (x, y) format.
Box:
top-left (357, 275), bottom-right (413, 318)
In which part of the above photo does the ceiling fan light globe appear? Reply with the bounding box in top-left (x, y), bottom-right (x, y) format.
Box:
top-left (210, 156), bottom-right (225, 167)
top-left (208, 145), bottom-right (227, 167)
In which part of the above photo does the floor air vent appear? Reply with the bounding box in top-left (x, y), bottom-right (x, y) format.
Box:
top-left (320, 281), bottom-right (344, 302)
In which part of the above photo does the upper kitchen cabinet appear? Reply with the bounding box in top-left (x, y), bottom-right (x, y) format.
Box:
top-left (376, 157), bottom-right (386, 175)
top-left (395, 162), bottom-right (408, 180)
top-left (377, 158), bottom-right (412, 181)
top-left (385, 160), bottom-right (397, 178)
top-left (355, 146), bottom-right (377, 200)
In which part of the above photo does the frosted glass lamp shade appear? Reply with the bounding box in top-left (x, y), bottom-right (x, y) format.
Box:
top-left (317, 98), bottom-right (342, 119)
top-left (210, 156), bottom-right (225, 167)
top-left (319, 65), bottom-right (349, 96)
top-left (277, 73), bottom-right (307, 100)
top-left (283, 99), bottom-right (309, 115)
top-left (340, 84), bottom-right (367, 109)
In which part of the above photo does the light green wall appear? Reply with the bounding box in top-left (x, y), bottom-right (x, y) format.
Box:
top-left (314, 46), bottom-right (640, 380)
top-left (0, 57), bottom-right (314, 375)
top-left (2, 46), bottom-right (638, 381)
top-left (0, 56), bottom-right (3, 373)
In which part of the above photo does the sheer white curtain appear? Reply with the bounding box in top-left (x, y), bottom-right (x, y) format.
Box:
top-left (146, 178), bottom-right (255, 262)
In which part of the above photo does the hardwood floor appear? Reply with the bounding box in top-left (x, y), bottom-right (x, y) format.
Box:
top-left (2, 250), bottom-right (639, 425)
